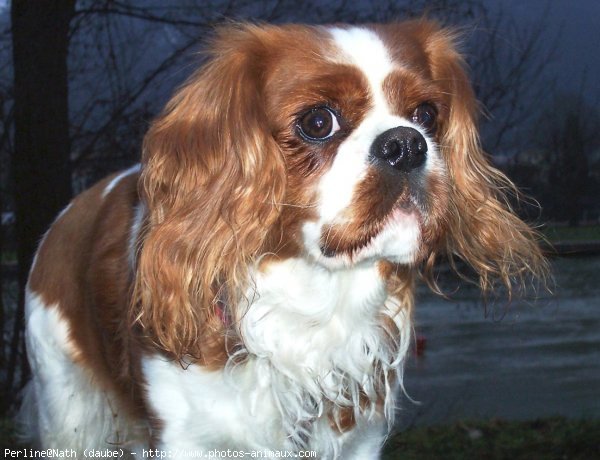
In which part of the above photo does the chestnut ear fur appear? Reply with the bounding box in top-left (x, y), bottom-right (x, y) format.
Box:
top-left (133, 25), bottom-right (286, 360)
top-left (424, 25), bottom-right (549, 297)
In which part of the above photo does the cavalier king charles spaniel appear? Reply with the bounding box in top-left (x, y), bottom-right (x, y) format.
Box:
top-left (21, 21), bottom-right (546, 459)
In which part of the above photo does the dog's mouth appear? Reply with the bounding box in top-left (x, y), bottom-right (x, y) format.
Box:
top-left (319, 198), bottom-right (422, 262)
top-left (306, 165), bottom-right (432, 268)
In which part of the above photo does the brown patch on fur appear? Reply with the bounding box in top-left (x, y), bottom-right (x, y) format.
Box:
top-left (328, 391), bottom-right (371, 433)
top-left (377, 259), bottom-right (395, 280)
top-left (330, 406), bottom-right (355, 433)
top-left (373, 21), bottom-right (433, 74)
top-left (416, 172), bottom-right (451, 261)
top-left (381, 260), bottom-right (415, 331)
top-left (29, 171), bottom-right (148, 426)
top-left (382, 70), bottom-right (450, 133)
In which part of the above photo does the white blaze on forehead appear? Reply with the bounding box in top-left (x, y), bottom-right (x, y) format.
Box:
top-left (315, 27), bottom-right (398, 222)
top-left (328, 27), bottom-right (395, 112)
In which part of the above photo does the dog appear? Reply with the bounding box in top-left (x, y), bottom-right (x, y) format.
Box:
top-left (20, 21), bottom-right (546, 458)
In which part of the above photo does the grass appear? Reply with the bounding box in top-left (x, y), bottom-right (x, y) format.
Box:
top-left (2, 416), bottom-right (599, 458)
top-left (542, 225), bottom-right (600, 242)
top-left (383, 417), bottom-right (600, 460)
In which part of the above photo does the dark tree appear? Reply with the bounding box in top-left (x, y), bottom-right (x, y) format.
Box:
top-left (9, 0), bottom-right (76, 392)
top-left (549, 113), bottom-right (591, 225)
top-left (532, 92), bottom-right (600, 224)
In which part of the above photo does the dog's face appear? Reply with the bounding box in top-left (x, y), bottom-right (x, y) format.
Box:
top-left (138, 22), bottom-right (546, 358)
top-left (261, 24), bottom-right (451, 268)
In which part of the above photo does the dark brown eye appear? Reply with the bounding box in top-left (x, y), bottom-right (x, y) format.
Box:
top-left (412, 103), bottom-right (437, 131)
top-left (298, 107), bottom-right (340, 141)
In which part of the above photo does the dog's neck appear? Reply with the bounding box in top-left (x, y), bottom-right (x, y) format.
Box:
top-left (228, 257), bottom-right (412, 448)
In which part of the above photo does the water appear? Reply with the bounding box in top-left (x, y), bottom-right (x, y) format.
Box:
top-left (397, 256), bottom-right (600, 427)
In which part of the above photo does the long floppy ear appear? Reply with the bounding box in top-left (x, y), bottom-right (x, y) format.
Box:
top-left (426, 28), bottom-right (548, 298)
top-left (133, 24), bottom-right (286, 360)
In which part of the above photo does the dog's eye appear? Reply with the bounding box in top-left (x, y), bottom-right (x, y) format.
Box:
top-left (298, 107), bottom-right (340, 141)
top-left (412, 103), bottom-right (437, 131)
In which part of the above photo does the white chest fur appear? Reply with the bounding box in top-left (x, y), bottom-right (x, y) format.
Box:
top-left (143, 258), bottom-right (411, 458)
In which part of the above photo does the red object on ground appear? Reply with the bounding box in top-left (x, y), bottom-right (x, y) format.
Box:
top-left (414, 334), bottom-right (427, 357)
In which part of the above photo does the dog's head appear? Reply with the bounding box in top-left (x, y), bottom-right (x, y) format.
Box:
top-left (135, 22), bottom-right (547, 359)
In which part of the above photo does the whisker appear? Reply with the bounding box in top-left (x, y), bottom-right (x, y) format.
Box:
top-left (271, 202), bottom-right (319, 209)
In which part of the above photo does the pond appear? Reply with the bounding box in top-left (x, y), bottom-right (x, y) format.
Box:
top-left (398, 256), bottom-right (600, 427)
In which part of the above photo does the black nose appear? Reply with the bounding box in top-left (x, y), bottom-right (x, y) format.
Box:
top-left (370, 126), bottom-right (427, 173)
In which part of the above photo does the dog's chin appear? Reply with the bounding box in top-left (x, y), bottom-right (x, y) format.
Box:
top-left (305, 207), bottom-right (422, 270)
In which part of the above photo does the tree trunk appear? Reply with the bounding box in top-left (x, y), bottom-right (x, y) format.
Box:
top-left (9, 0), bottom-right (75, 393)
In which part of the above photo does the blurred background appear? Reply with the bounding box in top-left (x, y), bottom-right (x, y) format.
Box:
top-left (1, 0), bottom-right (599, 457)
